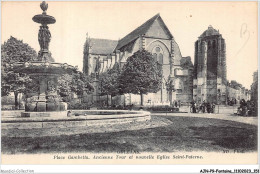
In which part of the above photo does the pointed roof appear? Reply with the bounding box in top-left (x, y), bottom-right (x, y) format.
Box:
top-left (115, 13), bottom-right (173, 51)
top-left (90, 38), bottom-right (118, 55)
top-left (200, 25), bottom-right (220, 38)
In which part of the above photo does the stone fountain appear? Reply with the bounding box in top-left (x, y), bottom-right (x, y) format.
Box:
top-left (5, 1), bottom-right (151, 128)
top-left (14, 1), bottom-right (77, 117)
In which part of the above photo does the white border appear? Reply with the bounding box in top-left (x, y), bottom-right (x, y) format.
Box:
top-left (0, 0), bottom-right (259, 173)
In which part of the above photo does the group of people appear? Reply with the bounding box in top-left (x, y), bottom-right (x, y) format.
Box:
top-left (174, 101), bottom-right (181, 108)
top-left (190, 101), bottom-right (216, 113)
top-left (190, 99), bottom-right (256, 116)
top-left (237, 99), bottom-right (256, 116)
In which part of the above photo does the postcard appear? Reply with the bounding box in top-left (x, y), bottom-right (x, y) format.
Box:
top-left (1, 1), bottom-right (258, 173)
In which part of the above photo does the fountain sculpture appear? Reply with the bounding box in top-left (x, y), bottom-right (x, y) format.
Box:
top-left (14, 1), bottom-right (77, 117)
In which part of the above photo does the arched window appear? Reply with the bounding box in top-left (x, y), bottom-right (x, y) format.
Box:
top-left (213, 40), bottom-right (216, 49)
top-left (156, 47), bottom-right (161, 52)
top-left (208, 41), bottom-right (211, 50)
top-left (93, 57), bottom-right (99, 72)
top-left (152, 46), bottom-right (163, 65)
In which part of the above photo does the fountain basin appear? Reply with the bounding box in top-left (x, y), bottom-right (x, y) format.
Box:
top-left (1, 110), bottom-right (151, 129)
top-left (14, 61), bottom-right (77, 74)
top-left (13, 61), bottom-right (77, 113)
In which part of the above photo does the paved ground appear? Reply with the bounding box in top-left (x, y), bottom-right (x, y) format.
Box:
top-left (1, 107), bottom-right (257, 154)
top-left (2, 115), bottom-right (257, 154)
top-left (1, 115), bottom-right (172, 138)
top-left (178, 105), bottom-right (239, 114)
top-left (153, 113), bottom-right (258, 126)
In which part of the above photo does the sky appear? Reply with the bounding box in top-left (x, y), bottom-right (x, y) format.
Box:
top-left (1, 1), bottom-right (258, 89)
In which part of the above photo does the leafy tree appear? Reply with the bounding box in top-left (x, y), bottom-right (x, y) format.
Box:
top-left (119, 49), bottom-right (162, 106)
top-left (99, 63), bottom-right (121, 96)
top-left (1, 60), bottom-right (9, 96)
top-left (1, 36), bottom-right (37, 109)
top-left (250, 72), bottom-right (258, 115)
top-left (57, 74), bottom-right (73, 101)
top-left (99, 62), bottom-right (121, 106)
top-left (57, 71), bottom-right (94, 103)
top-left (230, 80), bottom-right (242, 89)
top-left (99, 71), bottom-right (110, 106)
top-left (72, 71), bottom-right (94, 99)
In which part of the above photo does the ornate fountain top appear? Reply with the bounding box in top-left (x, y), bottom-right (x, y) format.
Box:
top-left (40, 1), bottom-right (48, 14)
top-left (33, 1), bottom-right (56, 25)
top-left (32, 1), bottom-right (56, 62)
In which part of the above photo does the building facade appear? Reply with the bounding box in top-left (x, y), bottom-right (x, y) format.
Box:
top-left (251, 71), bottom-right (258, 104)
top-left (83, 14), bottom-right (194, 106)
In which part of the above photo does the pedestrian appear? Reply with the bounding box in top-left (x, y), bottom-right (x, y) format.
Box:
top-left (190, 101), bottom-right (194, 113)
top-left (212, 103), bottom-right (215, 113)
top-left (193, 102), bottom-right (197, 113)
top-left (202, 101), bottom-right (206, 113)
top-left (207, 102), bottom-right (211, 113)
top-left (190, 101), bottom-right (195, 113)
top-left (67, 110), bottom-right (72, 117)
top-left (175, 101), bottom-right (178, 108)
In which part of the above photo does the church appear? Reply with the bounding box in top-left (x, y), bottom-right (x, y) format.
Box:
top-left (83, 13), bottom-right (193, 106)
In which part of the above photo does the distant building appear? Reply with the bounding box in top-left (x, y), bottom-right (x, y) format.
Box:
top-left (226, 80), bottom-right (251, 104)
top-left (83, 14), bottom-right (193, 106)
top-left (251, 71), bottom-right (258, 103)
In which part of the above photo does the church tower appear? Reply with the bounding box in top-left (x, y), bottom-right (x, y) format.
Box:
top-left (193, 25), bottom-right (227, 104)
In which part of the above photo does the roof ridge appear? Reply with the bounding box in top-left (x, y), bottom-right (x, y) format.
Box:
top-left (114, 13), bottom-right (161, 51)
top-left (90, 38), bottom-right (118, 41)
top-left (126, 13), bottom-right (160, 36)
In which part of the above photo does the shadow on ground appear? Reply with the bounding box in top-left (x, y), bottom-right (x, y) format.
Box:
top-left (1, 116), bottom-right (257, 154)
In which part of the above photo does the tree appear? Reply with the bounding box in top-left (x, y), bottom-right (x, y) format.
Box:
top-left (99, 62), bottom-right (121, 106)
top-left (230, 80), bottom-right (242, 89)
top-left (57, 71), bottom-right (94, 103)
top-left (99, 71), bottom-right (110, 107)
top-left (250, 71), bottom-right (258, 116)
top-left (1, 36), bottom-right (37, 109)
top-left (119, 49), bottom-right (162, 106)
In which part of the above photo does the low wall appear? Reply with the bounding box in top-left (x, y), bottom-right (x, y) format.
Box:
top-left (1, 110), bottom-right (151, 129)
top-left (1, 110), bottom-right (22, 117)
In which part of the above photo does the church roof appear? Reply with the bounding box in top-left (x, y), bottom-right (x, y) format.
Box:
top-left (115, 13), bottom-right (173, 51)
top-left (200, 25), bottom-right (220, 38)
top-left (89, 38), bottom-right (118, 55)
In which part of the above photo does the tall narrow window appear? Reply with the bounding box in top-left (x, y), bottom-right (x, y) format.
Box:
top-left (208, 41), bottom-right (211, 50)
top-left (152, 46), bottom-right (163, 65)
top-left (158, 53), bottom-right (163, 65)
top-left (94, 58), bottom-right (99, 72)
top-left (93, 57), bottom-right (97, 72)
top-left (213, 40), bottom-right (216, 49)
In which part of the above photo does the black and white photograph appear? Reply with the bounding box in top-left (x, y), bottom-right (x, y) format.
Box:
top-left (1, 0), bottom-right (258, 172)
